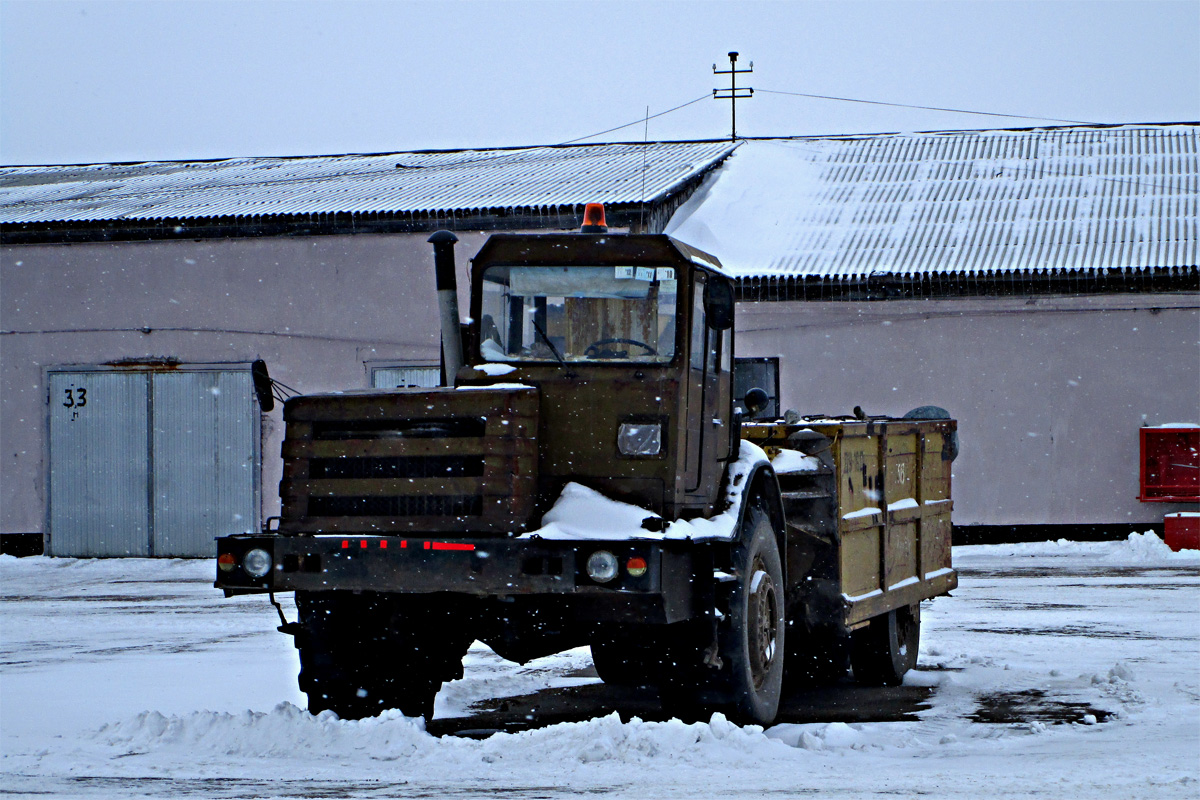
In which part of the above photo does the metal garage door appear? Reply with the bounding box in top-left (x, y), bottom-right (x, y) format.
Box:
top-left (48, 371), bottom-right (151, 556)
top-left (48, 366), bottom-right (260, 557)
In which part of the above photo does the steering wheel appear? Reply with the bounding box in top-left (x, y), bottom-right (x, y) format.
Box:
top-left (584, 338), bottom-right (657, 358)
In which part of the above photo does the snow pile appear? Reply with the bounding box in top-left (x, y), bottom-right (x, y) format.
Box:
top-left (472, 363), bottom-right (516, 376)
top-left (533, 482), bottom-right (660, 540)
top-left (770, 449), bottom-right (821, 474)
top-left (958, 531), bottom-right (1200, 562)
top-left (91, 703), bottom-right (925, 766)
top-left (95, 703), bottom-right (434, 760)
top-left (495, 712), bottom-right (785, 765)
top-left (437, 644), bottom-right (597, 718)
top-left (766, 721), bottom-right (919, 751)
top-left (92, 705), bottom-right (797, 767)
top-left (457, 382), bottom-right (532, 391)
top-left (522, 440), bottom-right (769, 542)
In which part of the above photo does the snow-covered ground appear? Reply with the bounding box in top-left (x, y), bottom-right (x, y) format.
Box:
top-left (2, 534), bottom-right (1197, 799)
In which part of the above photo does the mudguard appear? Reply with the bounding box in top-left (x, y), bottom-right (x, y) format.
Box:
top-left (726, 460), bottom-right (787, 577)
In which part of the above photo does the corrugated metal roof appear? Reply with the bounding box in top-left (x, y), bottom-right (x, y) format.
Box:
top-left (0, 141), bottom-right (737, 225)
top-left (665, 125), bottom-right (1198, 278)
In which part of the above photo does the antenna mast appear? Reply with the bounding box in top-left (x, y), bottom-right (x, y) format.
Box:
top-left (713, 51), bottom-right (753, 141)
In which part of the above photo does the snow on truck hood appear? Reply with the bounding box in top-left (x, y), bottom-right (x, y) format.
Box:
top-left (519, 440), bottom-right (770, 542)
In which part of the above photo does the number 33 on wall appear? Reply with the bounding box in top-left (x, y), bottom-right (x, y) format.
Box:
top-left (62, 386), bottom-right (87, 420)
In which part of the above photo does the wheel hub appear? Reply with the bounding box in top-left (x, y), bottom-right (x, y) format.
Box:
top-left (746, 561), bottom-right (779, 690)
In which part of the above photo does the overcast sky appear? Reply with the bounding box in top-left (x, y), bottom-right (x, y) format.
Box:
top-left (2, 0), bottom-right (1197, 166)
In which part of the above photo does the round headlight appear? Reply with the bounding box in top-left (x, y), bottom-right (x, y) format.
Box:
top-left (586, 550), bottom-right (619, 583)
top-left (243, 548), bottom-right (272, 578)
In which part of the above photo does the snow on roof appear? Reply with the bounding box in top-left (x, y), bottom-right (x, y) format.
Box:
top-left (0, 141), bottom-right (736, 225)
top-left (665, 124), bottom-right (1199, 279)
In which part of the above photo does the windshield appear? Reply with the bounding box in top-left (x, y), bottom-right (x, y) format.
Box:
top-left (479, 265), bottom-right (678, 363)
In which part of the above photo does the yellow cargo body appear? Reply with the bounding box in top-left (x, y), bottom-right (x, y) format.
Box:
top-left (742, 418), bottom-right (958, 628)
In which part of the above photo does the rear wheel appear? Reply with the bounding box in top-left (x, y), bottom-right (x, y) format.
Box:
top-left (850, 604), bottom-right (920, 686)
top-left (295, 591), bottom-right (470, 720)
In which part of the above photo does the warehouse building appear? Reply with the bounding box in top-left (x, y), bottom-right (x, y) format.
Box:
top-left (668, 124), bottom-right (1198, 537)
top-left (2, 125), bottom-right (1196, 556)
top-left (0, 142), bottom-right (736, 556)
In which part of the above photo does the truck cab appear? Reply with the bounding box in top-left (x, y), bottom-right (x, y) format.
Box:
top-left (460, 230), bottom-right (738, 522)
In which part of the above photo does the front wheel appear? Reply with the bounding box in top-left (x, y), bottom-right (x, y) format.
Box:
top-left (850, 604), bottom-right (920, 686)
top-left (656, 505), bottom-right (786, 726)
top-left (722, 505), bottom-right (786, 725)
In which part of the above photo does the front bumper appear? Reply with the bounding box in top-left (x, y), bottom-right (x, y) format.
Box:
top-left (216, 533), bottom-right (697, 623)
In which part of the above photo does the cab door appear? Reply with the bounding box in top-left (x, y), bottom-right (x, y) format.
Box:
top-left (684, 274), bottom-right (732, 503)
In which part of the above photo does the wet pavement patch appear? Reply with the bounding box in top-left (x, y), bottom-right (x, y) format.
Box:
top-left (430, 679), bottom-right (934, 738)
top-left (969, 689), bottom-right (1115, 725)
top-left (964, 625), bottom-right (1167, 641)
top-left (958, 565), bottom-right (1200, 581)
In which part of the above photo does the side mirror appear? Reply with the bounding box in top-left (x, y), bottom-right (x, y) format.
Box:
top-left (704, 277), bottom-right (735, 331)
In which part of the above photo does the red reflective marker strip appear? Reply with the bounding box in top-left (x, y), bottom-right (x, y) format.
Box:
top-left (341, 540), bottom-right (349, 549)
top-left (431, 542), bottom-right (476, 552)
top-left (423, 541), bottom-right (431, 550)
top-left (401, 540), bottom-right (407, 549)
top-left (380, 540), bottom-right (388, 549)
top-left (360, 540), bottom-right (368, 549)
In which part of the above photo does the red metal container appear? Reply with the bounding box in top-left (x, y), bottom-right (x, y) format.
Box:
top-left (1138, 426), bottom-right (1200, 502)
top-left (1164, 513), bottom-right (1200, 552)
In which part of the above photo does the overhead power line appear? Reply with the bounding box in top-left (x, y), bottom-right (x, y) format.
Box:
top-left (559, 94), bottom-right (711, 145)
top-left (560, 85), bottom-right (1100, 150)
top-left (757, 88), bottom-right (1100, 126)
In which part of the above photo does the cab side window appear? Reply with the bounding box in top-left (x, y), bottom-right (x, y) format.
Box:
top-left (690, 274), bottom-right (707, 371)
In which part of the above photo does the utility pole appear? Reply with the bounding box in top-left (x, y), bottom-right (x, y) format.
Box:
top-left (713, 51), bottom-right (753, 141)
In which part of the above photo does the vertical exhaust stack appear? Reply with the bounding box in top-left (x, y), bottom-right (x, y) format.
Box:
top-left (428, 230), bottom-right (463, 386)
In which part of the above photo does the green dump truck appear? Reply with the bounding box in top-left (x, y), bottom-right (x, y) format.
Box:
top-left (216, 206), bottom-right (958, 726)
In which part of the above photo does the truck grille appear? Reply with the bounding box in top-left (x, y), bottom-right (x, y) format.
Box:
top-left (279, 387), bottom-right (538, 534)
top-left (307, 495), bottom-right (483, 518)
top-left (311, 418), bottom-right (487, 440)
top-left (308, 455), bottom-right (485, 480)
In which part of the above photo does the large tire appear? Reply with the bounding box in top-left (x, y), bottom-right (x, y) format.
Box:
top-left (295, 591), bottom-right (470, 720)
top-left (657, 505), bottom-right (786, 726)
top-left (850, 604), bottom-right (920, 686)
top-left (724, 506), bottom-right (786, 724)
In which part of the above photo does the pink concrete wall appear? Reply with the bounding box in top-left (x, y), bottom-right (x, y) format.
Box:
top-left (4, 232), bottom-right (1196, 535)
top-left (736, 294), bottom-right (1200, 525)
top-left (1, 231), bottom-right (488, 534)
